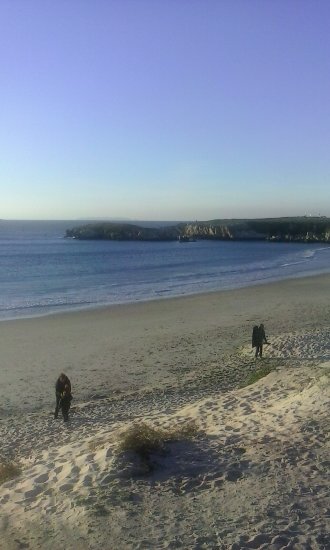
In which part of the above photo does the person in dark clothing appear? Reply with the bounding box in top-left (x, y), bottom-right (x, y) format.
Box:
top-left (252, 324), bottom-right (269, 358)
top-left (60, 384), bottom-right (72, 422)
top-left (252, 325), bottom-right (259, 350)
top-left (54, 373), bottom-right (72, 420)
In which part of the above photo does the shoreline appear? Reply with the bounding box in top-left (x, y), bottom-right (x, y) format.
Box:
top-left (1, 270), bottom-right (329, 323)
top-left (1, 265), bottom-right (330, 323)
top-left (1, 268), bottom-right (330, 324)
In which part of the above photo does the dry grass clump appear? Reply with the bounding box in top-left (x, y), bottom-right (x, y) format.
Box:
top-left (118, 420), bottom-right (198, 459)
top-left (0, 462), bottom-right (21, 485)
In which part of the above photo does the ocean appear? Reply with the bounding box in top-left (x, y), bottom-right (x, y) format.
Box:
top-left (0, 220), bottom-right (329, 321)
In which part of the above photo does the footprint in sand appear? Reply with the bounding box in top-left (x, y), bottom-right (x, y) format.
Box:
top-left (34, 473), bottom-right (49, 484)
top-left (241, 405), bottom-right (255, 414)
top-left (100, 473), bottom-right (113, 485)
top-left (224, 468), bottom-right (242, 482)
top-left (24, 486), bottom-right (44, 499)
top-left (222, 399), bottom-right (236, 410)
top-left (81, 474), bottom-right (93, 487)
top-left (225, 425), bottom-right (241, 433)
top-left (211, 477), bottom-right (224, 488)
top-left (58, 483), bottom-right (74, 492)
top-left (224, 435), bottom-right (241, 445)
top-left (56, 458), bottom-right (69, 464)
top-left (70, 465), bottom-right (80, 476)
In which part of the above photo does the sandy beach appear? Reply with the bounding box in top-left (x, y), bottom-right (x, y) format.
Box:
top-left (0, 273), bottom-right (329, 549)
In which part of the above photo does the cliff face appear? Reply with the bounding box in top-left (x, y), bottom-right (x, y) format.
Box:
top-left (181, 218), bottom-right (330, 242)
top-left (183, 224), bottom-right (234, 239)
top-left (182, 223), bottom-right (264, 240)
top-left (65, 218), bottom-right (330, 243)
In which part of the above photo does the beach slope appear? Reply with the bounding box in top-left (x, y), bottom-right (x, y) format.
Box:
top-left (0, 274), bottom-right (329, 549)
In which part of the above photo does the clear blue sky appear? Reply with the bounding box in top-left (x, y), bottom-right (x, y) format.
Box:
top-left (1, 0), bottom-right (329, 221)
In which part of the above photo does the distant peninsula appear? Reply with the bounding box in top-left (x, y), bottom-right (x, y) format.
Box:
top-left (65, 217), bottom-right (330, 243)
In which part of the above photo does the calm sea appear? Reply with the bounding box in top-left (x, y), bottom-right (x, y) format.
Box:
top-left (0, 220), bottom-right (329, 321)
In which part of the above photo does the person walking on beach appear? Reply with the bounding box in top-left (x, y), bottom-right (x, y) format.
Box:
top-left (54, 373), bottom-right (72, 420)
top-left (252, 324), bottom-right (269, 358)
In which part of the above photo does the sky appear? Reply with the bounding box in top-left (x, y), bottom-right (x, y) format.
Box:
top-left (1, 0), bottom-right (330, 221)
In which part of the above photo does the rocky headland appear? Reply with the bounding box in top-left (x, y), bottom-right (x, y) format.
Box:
top-left (65, 216), bottom-right (330, 243)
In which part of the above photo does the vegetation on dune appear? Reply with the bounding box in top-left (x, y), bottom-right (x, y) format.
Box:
top-left (243, 365), bottom-right (273, 387)
top-left (0, 462), bottom-right (21, 484)
top-left (118, 420), bottom-right (198, 459)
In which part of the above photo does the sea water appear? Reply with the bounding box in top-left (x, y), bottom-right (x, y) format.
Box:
top-left (0, 220), bottom-right (329, 321)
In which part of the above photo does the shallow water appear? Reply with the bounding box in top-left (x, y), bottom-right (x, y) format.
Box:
top-left (0, 220), bottom-right (329, 320)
